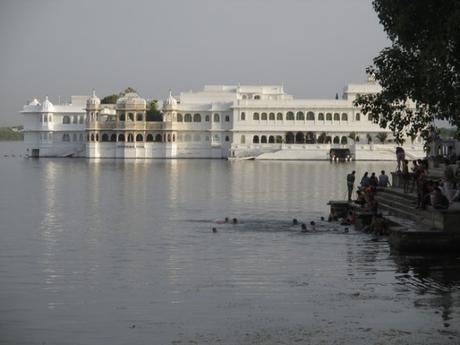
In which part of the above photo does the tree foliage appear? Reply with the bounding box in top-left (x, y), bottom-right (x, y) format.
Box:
top-left (146, 100), bottom-right (163, 121)
top-left (100, 87), bottom-right (138, 104)
top-left (376, 132), bottom-right (388, 143)
top-left (354, 0), bottom-right (460, 143)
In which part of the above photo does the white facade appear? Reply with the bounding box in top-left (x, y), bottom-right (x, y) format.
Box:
top-left (22, 96), bottom-right (86, 157)
top-left (21, 79), bottom-right (426, 160)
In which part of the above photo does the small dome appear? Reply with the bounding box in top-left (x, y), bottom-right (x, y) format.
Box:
top-left (41, 96), bottom-right (54, 112)
top-left (164, 90), bottom-right (177, 108)
top-left (116, 92), bottom-right (146, 109)
top-left (29, 98), bottom-right (40, 106)
top-left (87, 89), bottom-right (100, 106)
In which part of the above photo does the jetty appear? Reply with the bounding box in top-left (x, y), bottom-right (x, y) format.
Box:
top-left (328, 161), bottom-right (460, 252)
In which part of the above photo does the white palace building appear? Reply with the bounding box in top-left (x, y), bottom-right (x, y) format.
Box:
top-left (21, 77), bottom-right (425, 160)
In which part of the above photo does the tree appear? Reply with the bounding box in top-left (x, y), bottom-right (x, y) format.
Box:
top-left (354, 0), bottom-right (460, 143)
top-left (317, 132), bottom-right (327, 143)
top-left (376, 132), bottom-right (388, 143)
top-left (146, 100), bottom-right (162, 121)
top-left (101, 94), bottom-right (119, 104)
top-left (348, 131), bottom-right (357, 142)
top-left (100, 87), bottom-right (139, 104)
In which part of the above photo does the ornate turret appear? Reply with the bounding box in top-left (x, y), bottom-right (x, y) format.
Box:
top-left (164, 90), bottom-right (177, 109)
top-left (86, 89), bottom-right (101, 109)
top-left (41, 95), bottom-right (54, 112)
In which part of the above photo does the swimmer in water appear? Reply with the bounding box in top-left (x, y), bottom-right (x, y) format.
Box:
top-left (224, 217), bottom-right (229, 223)
top-left (320, 216), bottom-right (325, 221)
top-left (301, 223), bottom-right (308, 232)
top-left (212, 227), bottom-right (217, 233)
top-left (232, 218), bottom-right (238, 224)
top-left (293, 218), bottom-right (299, 225)
top-left (344, 227), bottom-right (349, 233)
top-left (310, 221), bottom-right (316, 231)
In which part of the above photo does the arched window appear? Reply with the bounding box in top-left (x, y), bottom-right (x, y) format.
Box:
top-left (261, 135), bottom-right (267, 143)
top-left (307, 112), bottom-right (315, 120)
top-left (341, 113), bottom-right (348, 121)
top-left (241, 135), bottom-right (246, 144)
top-left (155, 134), bottom-right (162, 142)
top-left (334, 113), bottom-right (340, 121)
top-left (184, 113), bottom-right (192, 122)
top-left (127, 134), bottom-right (134, 142)
top-left (242, 95), bottom-right (247, 100)
top-left (326, 113), bottom-right (332, 121)
top-left (225, 115), bottom-right (230, 122)
top-left (118, 134), bottom-right (125, 142)
top-left (286, 112), bottom-right (294, 120)
top-left (128, 113), bottom-right (134, 121)
top-left (356, 136), bottom-right (360, 142)
top-left (119, 113), bottom-right (125, 121)
top-left (277, 113), bottom-right (283, 121)
top-left (261, 113), bottom-right (267, 120)
top-left (333, 136), bottom-right (340, 144)
top-left (193, 113), bottom-right (201, 122)
top-left (295, 132), bottom-right (305, 143)
top-left (306, 132), bottom-right (316, 143)
top-left (90, 134), bottom-right (95, 142)
top-left (73, 115), bottom-right (78, 124)
top-left (146, 134), bottom-right (153, 142)
top-left (268, 135), bottom-right (275, 143)
top-left (241, 112), bottom-right (246, 121)
top-left (184, 134), bottom-right (191, 142)
top-left (102, 133), bottom-right (109, 142)
top-left (79, 116), bottom-right (84, 124)
top-left (253, 112), bottom-right (259, 120)
top-left (355, 113), bottom-right (360, 121)
top-left (269, 112), bottom-right (275, 120)
top-left (213, 113), bottom-right (220, 122)
top-left (167, 134), bottom-right (171, 142)
top-left (177, 134), bottom-right (183, 142)
top-left (177, 113), bottom-right (183, 122)
top-left (253, 135), bottom-right (259, 143)
top-left (318, 113), bottom-right (324, 121)
top-left (296, 111), bottom-right (304, 120)
top-left (96, 133), bottom-right (99, 142)
top-left (341, 136), bottom-right (348, 144)
top-left (213, 134), bottom-right (220, 142)
top-left (286, 132), bottom-right (294, 143)
top-left (276, 136), bottom-right (283, 143)
top-left (63, 116), bottom-right (71, 124)
top-left (136, 113), bottom-right (143, 121)
top-left (225, 136), bottom-right (230, 142)
top-left (193, 134), bottom-right (201, 142)
top-left (110, 133), bottom-right (116, 142)
top-left (254, 95), bottom-right (260, 100)
top-left (62, 133), bottom-right (70, 141)
top-left (205, 115), bottom-right (210, 122)
top-left (136, 134), bottom-right (143, 142)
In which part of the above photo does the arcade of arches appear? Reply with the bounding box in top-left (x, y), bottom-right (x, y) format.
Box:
top-left (250, 132), bottom-right (354, 144)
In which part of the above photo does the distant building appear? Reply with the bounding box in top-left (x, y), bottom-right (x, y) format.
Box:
top-left (21, 78), bottom-right (425, 160)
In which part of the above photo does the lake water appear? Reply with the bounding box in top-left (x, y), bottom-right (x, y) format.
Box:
top-left (1, 141), bottom-right (459, 345)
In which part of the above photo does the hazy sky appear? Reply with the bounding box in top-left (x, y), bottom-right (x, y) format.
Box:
top-left (0, 0), bottom-right (388, 125)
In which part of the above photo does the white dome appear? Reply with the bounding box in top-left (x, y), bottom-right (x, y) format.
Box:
top-left (164, 90), bottom-right (177, 108)
top-left (116, 92), bottom-right (146, 109)
top-left (41, 96), bottom-right (54, 112)
top-left (29, 98), bottom-right (40, 106)
top-left (87, 89), bottom-right (101, 106)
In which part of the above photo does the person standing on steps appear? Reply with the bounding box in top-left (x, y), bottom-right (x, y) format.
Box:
top-left (346, 170), bottom-right (356, 201)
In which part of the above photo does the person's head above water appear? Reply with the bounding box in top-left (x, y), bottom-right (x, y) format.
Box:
top-left (224, 217), bottom-right (229, 223)
top-left (301, 223), bottom-right (307, 230)
top-left (293, 218), bottom-right (298, 225)
top-left (232, 218), bottom-right (238, 224)
top-left (310, 221), bottom-right (315, 226)
top-left (212, 227), bottom-right (217, 233)
top-left (320, 216), bottom-right (325, 221)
